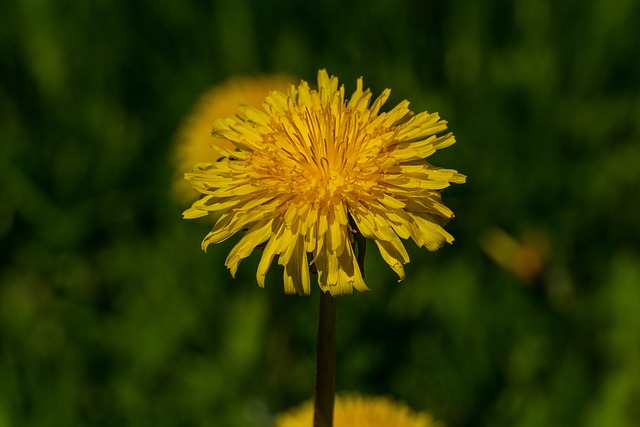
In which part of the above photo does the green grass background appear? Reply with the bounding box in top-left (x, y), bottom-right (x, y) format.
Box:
top-left (1, 0), bottom-right (639, 426)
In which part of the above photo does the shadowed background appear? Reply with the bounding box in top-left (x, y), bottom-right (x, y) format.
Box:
top-left (1, 0), bottom-right (639, 426)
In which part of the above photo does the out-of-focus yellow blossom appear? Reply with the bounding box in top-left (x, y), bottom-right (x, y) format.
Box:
top-left (276, 394), bottom-right (445, 427)
top-left (172, 75), bottom-right (294, 203)
top-left (480, 227), bottom-right (547, 283)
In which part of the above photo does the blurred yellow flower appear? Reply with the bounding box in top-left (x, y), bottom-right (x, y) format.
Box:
top-left (276, 394), bottom-right (445, 427)
top-left (171, 74), bottom-right (294, 203)
top-left (480, 227), bottom-right (547, 283)
top-left (184, 70), bottom-right (465, 295)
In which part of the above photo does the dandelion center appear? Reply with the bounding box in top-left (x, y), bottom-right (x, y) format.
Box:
top-left (247, 104), bottom-right (385, 211)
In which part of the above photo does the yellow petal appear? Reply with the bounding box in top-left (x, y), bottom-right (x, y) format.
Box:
top-left (256, 220), bottom-right (284, 287)
top-left (374, 239), bottom-right (407, 281)
top-left (239, 105), bottom-right (272, 126)
top-left (226, 218), bottom-right (274, 277)
top-left (283, 235), bottom-right (311, 295)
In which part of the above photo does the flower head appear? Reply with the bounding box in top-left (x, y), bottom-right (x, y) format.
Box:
top-left (184, 70), bottom-right (465, 295)
top-left (276, 394), bottom-right (445, 427)
top-left (171, 75), bottom-right (294, 203)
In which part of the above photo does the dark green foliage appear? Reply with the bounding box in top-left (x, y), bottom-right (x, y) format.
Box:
top-left (1, 0), bottom-right (639, 426)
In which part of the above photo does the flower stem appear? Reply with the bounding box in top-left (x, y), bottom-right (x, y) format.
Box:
top-left (313, 291), bottom-right (336, 427)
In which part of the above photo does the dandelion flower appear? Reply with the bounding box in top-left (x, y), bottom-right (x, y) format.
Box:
top-left (171, 75), bottom-right (294, 203)
top-left (276, 394), bottom-right (445, 427)
top-left (184, 70), bottom-right (465, 295)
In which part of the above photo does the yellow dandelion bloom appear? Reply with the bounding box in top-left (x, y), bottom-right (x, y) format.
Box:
top-left (276, 394), bottom-right (445, 427)
top-left (171, 75), bottom-right (294, 203)
top-left (184, 70), bottom-right (465, 295)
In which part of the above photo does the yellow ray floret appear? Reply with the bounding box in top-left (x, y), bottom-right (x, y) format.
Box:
top-left (184, 70), bottom-right (465, 296)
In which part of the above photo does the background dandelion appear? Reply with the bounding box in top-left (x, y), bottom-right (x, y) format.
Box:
top-left (172, 74), bottom-right (294, 204)
top-left (276, 394), bottom-right (445, 427)
top-left (1, 0), bottom-right (640, 427)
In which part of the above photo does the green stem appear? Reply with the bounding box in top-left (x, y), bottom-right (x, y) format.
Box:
top-left (313, 291), bottom-right (336, 427)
